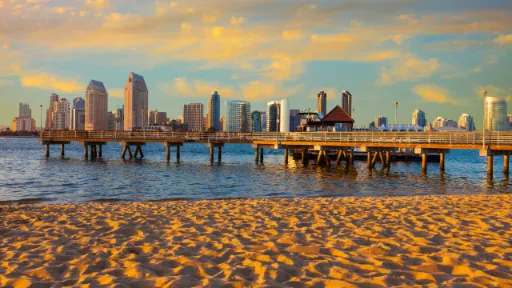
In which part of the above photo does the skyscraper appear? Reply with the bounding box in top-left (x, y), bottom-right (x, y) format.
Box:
top-left (52, 98), bottom-right (70, 130)
top-left (458, 113), bottom-right (475, 131)
top-left (124, 72), bottom-right (148, 131)
top-left (46, 93), bottom-right (59, 129)
top-left (71, 97), bottom-right (85, 130)
top-left (317, 90), bottom-right (327, 116)
top-left (226, 100), bottom-right (251, 132)
top-left (289, 109), bottom-right (301, 132)
top-left (113, 106), bottom-right (124, 131)
top-left (341, 90), bottom-right (352, 117)
top-left (260, 112), bottom-right (267, 132)
top-left (280, 99), bottom-right (290, 133)
top-left (155, 111), bottom-right (167, 125)
top-left (19, 103), bottom-right (31, 118)
top-left (267, 101), bottom-right (280, 132)
top-left (484, 96), bottom-right (508, 131)
top-left (207, 91), bottom-right (221, 132)
top-left (148, 109), bottom-right (157, 125)
top-left (432, 117), bottom-right (457, 129)
top-left (412, 109), bottom-right (427, 127)
top-left (85, 80), bottom-right (109, 131)
top-left (183, 103), bottom-right (204, 131)
top-left (375, 116), bottom-right (388, 127)
top-left (251, 111), bottom-right (262, 132)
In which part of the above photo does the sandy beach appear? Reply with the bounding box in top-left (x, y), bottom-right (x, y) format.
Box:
top-left (1, 195), bottom-right (511, 287)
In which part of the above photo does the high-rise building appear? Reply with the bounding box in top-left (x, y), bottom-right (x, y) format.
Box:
top-left (220, 115), bottom-right (226, 132)
top-left (85, 80), bottom-right (109, 131)
top-left (19, 103), bottom-right (31, 118)
top-left (52, 98), bottom-right (70, 130)
top-left (289, 109), bottom-right (301, 132)
top-left (260, 112), bottom-right (267, 132)
top-left (267, 101), bottom-right (280, 132)
top-left (148, 109), bottom-right (157, 125)
top-left (458, 113), bottom-right (475, 131)
top-left (251, 111), bottom-right (262, 132)
top-left (207, 91), bottom-right (221, 132)
top-left (183, 103), bottom-right (204, 131)
top-left (484, 96), bottom-right (508, 131)
top-left (124, 72), bottom-right (148, 131)
top-left (341, 90), bottom-right (352, 117)
top-left (13, 103), bottom-right (36, 132)
top-left (113, 106), bottom-right (124, 131)
top-left (412, 109), bottom-right (427, 127)
top-left (508, 115), bottom-right (512, 131)
top-left (107, 111), bottom-right (115, 131)
top-left (317, 90), bottom-right (327, 116)
top-left (375, 116), bottom-right (388, 127)
top-left (226, 100), bottom-right (251, 132)
top-left (155, 111), bottom-right (167, 125)
top-left (432, 117), bottom-right (457, 129)
top-left (280, 99), bottom-right (290, 133)
top-left (71, 97), bottom-right (86, 130)
top-left (46, 93), bottom-right (59, 129)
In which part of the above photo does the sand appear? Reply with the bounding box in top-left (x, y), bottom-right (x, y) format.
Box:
top-left (0, 195), bottom-right (511, 288)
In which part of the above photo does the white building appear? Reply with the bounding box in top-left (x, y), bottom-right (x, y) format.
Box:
top-left (226, 100), bottom-right (251, 132)
top-left (280, 99), bottom-right (290, 133)
top-left (484, 96), bottom-right (508, 131)
top-left (85, 80), bottom-right (109, 131)
top-left (124, 72), bottom-right (148, 131)
top-left (458, 113), bottom-right (475, 131)
top-left (412, 109), bottom-right (427, 127)
top-left (52, 98), bottom-right (70, 130)
top-left (12, 102), bottom-right (36, 132)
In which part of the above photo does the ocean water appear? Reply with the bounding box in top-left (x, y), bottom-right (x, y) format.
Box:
top-left (0, 137), bottom-right (510, 203)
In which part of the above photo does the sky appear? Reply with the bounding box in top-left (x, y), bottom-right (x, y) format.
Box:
top-left (0, 0), bottom-right (511, 129)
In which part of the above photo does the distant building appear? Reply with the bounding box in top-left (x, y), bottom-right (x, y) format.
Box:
top-left (432, 117), bottom-right (457, 129)
top-left (267, 101), bottom-right (280, 132)
top-left (412, 109), bottom-right (427, 127)
top-left (46, 93), bottom-right (59, 129)
top-left (508, 115), bottom-right (512, 131)
top-left (298, 106), bottom-right (354, 132)
top-left (85, 80), bottom-right (109, 131)
top-left (375, 116), bottom-right (388, 128)
top-left (107, 111), bottom-right (115, 131)
top-left (207, 91), bottom-right (221, 132)
top-left (260, 112), bottom-right (267, 132)
top-left (124, 72), bottom-right (148, 131)
top-left (341, 90), bottom-right (352, 117)
top-left (290, 109), bottom-right (301, 132)
top-left (183, 103), bottom-right (204, 132)
top-left (155, 111), bottom-right (167, 125)
top-left (148, 109), bottom-right (157, 125)
top-left (251, 111), bottom-right (263, 132)
top-left (458, 113), bottom-right (475, 131)
top-left (220, 115), bottom-right (226, 132)
top-left (113, 106), bottom-right (124, 131)
top-left (226, 100), bottom-right (251, 132)
top-left (369, 121), bottom-right (375, 129)
top-left (484, 96), bottom-right (508, 131)
top-left (317, 90), bottom-right (327, 116)
top-left (52, 98), bottom-right (70, 130)
top-left (12, 102), bottom-right (36, 132)
top-left (71, 97), bottom-right (85, 130)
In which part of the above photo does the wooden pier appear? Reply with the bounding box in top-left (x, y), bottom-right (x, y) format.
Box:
top-left (40, 131), bottom-right (512, 177)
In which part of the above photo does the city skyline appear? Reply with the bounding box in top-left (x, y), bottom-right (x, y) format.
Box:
top-left (0, 1), bottom-right (510, 128)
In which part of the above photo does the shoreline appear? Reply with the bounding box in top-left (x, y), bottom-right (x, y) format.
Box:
top-left (1, 194), bottom-right (511, 287)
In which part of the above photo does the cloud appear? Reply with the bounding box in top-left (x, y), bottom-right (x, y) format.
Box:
top-left (240, 81), bottom-right (302, 101)
top-left (86, 0), bottom-right (107, 10)
top-left (493, 34), bottom-right (512, 45)
top-left (230, 16), bottom-right (245, 26)
top-left (261, 54), bottom-right (304, 81)
top-left (162, 77), bottom-right (235, 99)
top-left (20, 72), bottom-right (83, 93)
top-left (378, 56), bottom-right (440, 85)
top-left (282, 30), bottom-right (303, 40)
top-left (412, 84), bottom-right (459, 104)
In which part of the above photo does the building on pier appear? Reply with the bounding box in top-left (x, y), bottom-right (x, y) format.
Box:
top-left (298, 106), bottom-right (354, 132)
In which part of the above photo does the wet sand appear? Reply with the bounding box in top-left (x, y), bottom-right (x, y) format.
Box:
top-left (1, 195), bottom-right (511, 287)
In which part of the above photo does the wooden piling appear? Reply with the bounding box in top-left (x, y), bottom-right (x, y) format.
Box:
top-left (210, 147), bottom-right (214, 163)
top-left (98, 145), bottom-right (102, 158)
top-left (121, 146), bottom-right (127, 159)
top-left (317, 150), bottom-right (323, 165)
top-left (134, 145), bottom-right (140, 158)
top-left (336, 151), bottom-right (343, 165)
top-left (367, 152), bottom-right (372, 169)
top-left (371, 152), bottom-right (379, 168)
top-left (84, 145), bottom-right (89, 160)
top-left (218, 146), bottom-right (222, 163)
top-left (440, 152), bottom-right (445, 171)
top-left (165, 144), bottom-right (170, 161)
top-left (176, 145), bottom-right (180, 160)
top-left (138, 145), bottom-right (144, 158)
top-left (379, 152), bottom-right (385, 166)
top-left (504, 155), bottom-right (509, 175)
top-left (349, 150), bottom-right (354, 164)
top-left (45, 144), bottom-right (50, 158)
top-left (61, 144), bottom-right (65, 157)
top-left (260, 148), bottom-right (264, 163)
top-left (255, 148), bottom-right (259, 162)
top-left (385, 151), bottom-right (391, 167)
top-left (487, 156), bottom-right (493, 177)
top-left (422, 153), bottom-right (427, 172)
top-left (323, 151), bottom-right (330, 167)
top-left (127, 146), bottom-right (133, 159)
top-left (91, 145), bottom-right (96, 159)
top-left (302, 149), bottom-right (308, 166)
top-left (284, 149), bottom-right (289, 164)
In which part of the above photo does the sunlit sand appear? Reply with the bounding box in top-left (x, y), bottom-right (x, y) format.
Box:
top-left (1, 195), bottom-right (511, 287)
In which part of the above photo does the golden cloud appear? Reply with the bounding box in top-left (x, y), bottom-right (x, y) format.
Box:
top-left (109, 88), bottom-right (124, 98)
top-left (412, 84), bottom-right (458, 104)
top-left (20, 72), bottom-right (83, 93)
top-left (493, 34), bottom-right (512, 45)
top-left (378, 56), bottom-right (440, 85)
top-left (163, 77), bottom-right (235, 99)
top-left (240, 81), bottom-right (303, 101)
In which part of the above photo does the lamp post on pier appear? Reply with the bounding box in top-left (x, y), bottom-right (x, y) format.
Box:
top-left (39, 105), bottom-right (43, 138)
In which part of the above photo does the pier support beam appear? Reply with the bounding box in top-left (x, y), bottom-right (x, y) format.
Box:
top-left (504, 155), bottom-right (509, 175)
top-left (210, 147), bottom-right (214, 163)
top-left (284, 149), bottom-right (289, 164)
top-left (415, 148), bottom-right (451, 174)
top-left (45, 144), bottom-right (50, 158)
top-left (367, 152), bottom-right (372, 169)
top-left (61, 144), bottom-right (65, 157)
top-left (259, 148), bottom-right (264, 163)
top-left (121, 146), bottom-right (127, 160)
top-left (163, 141), bottom-right (184, 162)
top-left (84, 145), bottom-right (89, 160)
top-left (207, 142), bottom-right (224, 163)
top-left (336, 151), bottom-right (343, 165)
top-left (166, 145), bottom-right (170, 161)
top-left (255, 148), bottom-right (259, 162)
top-left (440, 152), bottom-right (445, 172)
top-left (91, 145), bottom-right (96, 159)
top-left (218, 146), bottom-right (222, 163)
top-left (176, 145), bottom-right (180, 160)
top-left (385, 151), bottom-right (391, 168)
top-left (98, 145), bottom-right (102, 158)
top-left (487, 156), bottom-right (494, 177)
top-left (421, 153), bottom-right (427, 172)
top-left (349, 150), bottom-right (354, 165)
top-left (302, 149), bottom-right (308, 166)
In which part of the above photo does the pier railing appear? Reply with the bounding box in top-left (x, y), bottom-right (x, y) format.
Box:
top-left (40, 131), bottom-right (512, 146)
